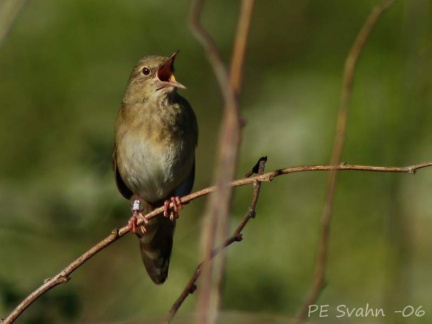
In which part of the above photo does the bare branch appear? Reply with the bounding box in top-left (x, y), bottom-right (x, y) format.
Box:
top-left (296, 0), bottom-right (396, 321)
top-left (189, 0), bottom-right (235, 107)
top-left (166, 156), bottom-right (266, 323)
top-left (2, 160), bottom-right (431, 324)
top-left (229, 0), bottom-right (255, 95)
top-left (189, 1), bottom-right (254, 323)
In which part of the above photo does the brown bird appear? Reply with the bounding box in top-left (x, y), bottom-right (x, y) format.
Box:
top-left (113, 51), bottom-right (198, 284)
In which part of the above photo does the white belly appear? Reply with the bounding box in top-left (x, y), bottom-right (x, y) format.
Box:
top-left (119, 135), bottom-right (191, 203)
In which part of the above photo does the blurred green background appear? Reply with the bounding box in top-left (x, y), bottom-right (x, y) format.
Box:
top-left (1, 0), bottom-right (431, 323)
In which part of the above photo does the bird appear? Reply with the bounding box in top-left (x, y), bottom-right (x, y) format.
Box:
top-left (113, 51), bottom-right (198, 284)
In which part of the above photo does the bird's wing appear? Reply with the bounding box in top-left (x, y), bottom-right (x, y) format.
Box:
top-left (112, 146), bottom-right (133, 200)
top-left (174, 160), bottom-right (195, 197)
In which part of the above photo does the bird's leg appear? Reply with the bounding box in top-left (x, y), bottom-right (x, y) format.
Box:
top-left (129, 195), bottom-right (148, 234)
top-left (129, 200), bottom-right (140, 234)
top-left (163, 196), bottom-right (183, 221)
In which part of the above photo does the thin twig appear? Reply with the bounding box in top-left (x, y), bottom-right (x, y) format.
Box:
top-left (189, 1), bottom-right (254, 323)
top-left (229, 0), bottom-right (255, 95)
top-left (165, 156), bottom-right (266, 323)
top-left (2, 161), bottom-right (431, 324)
top-left (189, 0), bottom-right (238, 321)
top-left (189, 0), bottom-right (235, 107)
top-left (295, 0), bottom-right (396, 322)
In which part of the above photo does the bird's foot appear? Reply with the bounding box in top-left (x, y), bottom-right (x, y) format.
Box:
top-left (128, 211), bottom-right (149, 234)
top-left (129, 197), bottom-right (149, 234)
top-left (163, 196), bottom-right (183, 221)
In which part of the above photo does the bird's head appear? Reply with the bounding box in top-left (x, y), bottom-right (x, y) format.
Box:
top-left (124, 51), bottom-right (186, 103)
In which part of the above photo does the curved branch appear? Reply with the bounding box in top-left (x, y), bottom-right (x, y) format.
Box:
top-left (1, 161), bottom-right (431, 324)
top-left (189, 0), bottom-right (254, 322)
top-left (166, 156), bottom-right (267, 323)
top-left (296, 0), bottom-right (396, 321)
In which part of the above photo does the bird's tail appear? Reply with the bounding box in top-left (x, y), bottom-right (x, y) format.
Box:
top-left (136, 207), bottom-right (176, 284)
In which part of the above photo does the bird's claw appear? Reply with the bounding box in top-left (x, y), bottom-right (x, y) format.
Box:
top-left (163, 196), bottom-right (183, 221)
top-left (128, 211), bottom-right (149, 234)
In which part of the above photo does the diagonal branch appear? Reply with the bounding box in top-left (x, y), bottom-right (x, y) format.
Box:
top-left (229, 0), bottom-right (255, 95)
top-left (189, 1), bottom-right (254, 323)
top-left (2, 161), bottom-right (431, 324)
top-left (165, 156), bottom-right (267, 323)
top-left (296, 0), bottom-right (396, 321)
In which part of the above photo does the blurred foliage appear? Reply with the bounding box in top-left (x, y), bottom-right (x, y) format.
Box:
top-left (0, 0), bottom-right (431, 323)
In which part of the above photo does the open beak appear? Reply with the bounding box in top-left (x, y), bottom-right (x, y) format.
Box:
top-left (157, 50), bottom-right (186, 90)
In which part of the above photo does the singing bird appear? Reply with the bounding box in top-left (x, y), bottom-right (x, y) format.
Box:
top-left (113, 51), bottom-right (198, 284)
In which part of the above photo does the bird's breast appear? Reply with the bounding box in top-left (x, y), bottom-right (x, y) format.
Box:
top-left (117, 130), bottom-right (194, 203)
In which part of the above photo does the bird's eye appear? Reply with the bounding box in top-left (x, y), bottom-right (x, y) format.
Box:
top-left (142, 67), bottom-right (151, 76)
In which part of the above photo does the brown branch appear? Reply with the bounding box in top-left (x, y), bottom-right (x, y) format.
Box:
top-left (229, 0), bottom-right (255, 95)
top-left (165, 156), bottom-right (267, 323)
top-left (189, 0), bottom-right (238, 321)
top-left (189, 0), bottom-right (235, 107)
top-left (2, 161), bottom-right (431, 324)
top-left (189, 1), bottom-right (254, 323)
top-left (295, 0), bottom-right (396, 322)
